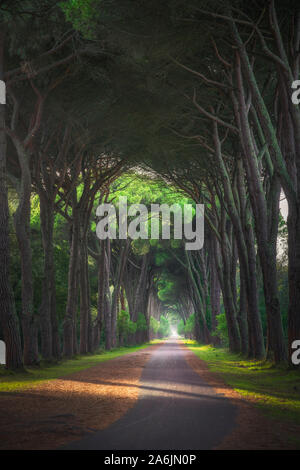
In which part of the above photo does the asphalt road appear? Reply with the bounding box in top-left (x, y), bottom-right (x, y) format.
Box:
top-left (63, 339), bottom-right (237, 450)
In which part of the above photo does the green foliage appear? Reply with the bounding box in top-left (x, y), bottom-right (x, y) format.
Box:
top-left (150, 316), bottom-right (159, 335)
top-left (177, 319), bottom-right (185, 336)
top-left (212, 313), bottom-right (229, 347)
top-left (131, 239), bottom-right (150, 256)
top-left (136, 312), bottom-right (147, 332)
top-left (109, 173), bottom-right (190, 211)
top-left (157, 278), bottom-right (176, 303)
top-left (158, 315), bottom-right (170, 337)
top-left (155, 251), bottom-right (172, 266)
top-left (117, 310), bottom-right (137, 343)
top-left (103, 173), bottom-right (192, 245)
top-left (157, 270), bottom-right (186, 305)
top-left (61, 0), bottom-right (97, 38)
top-left (184, 314), bottom-right (195, 337)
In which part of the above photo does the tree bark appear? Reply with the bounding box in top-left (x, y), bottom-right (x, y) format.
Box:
top-left (63, 206), bottom-right (80, 357)
top-left (110, 239), bottom-right (130, 348)
top-left (12, 142), bottom-right (39, 365)
top-left (234, 50), bottom-right (286, 361)
top-left (0, 30), bottom-right (23, 369)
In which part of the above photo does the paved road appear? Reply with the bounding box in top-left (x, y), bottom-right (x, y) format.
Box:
top-left (63, 340), bottom-right (236, 450)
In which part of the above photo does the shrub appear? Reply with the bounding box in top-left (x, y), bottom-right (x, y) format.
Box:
top-left (212, 313), bottom-right (229, 347)
top-left (158, 315), bottom-right (170, 337)
top-left (136, 313), bottom-right (147, 332)
top-left (177, 319), bottom-right (185, 336)
top-left (184, 314), bottom-right (195, 337)
top-left (117, 309), bottom-right (136, 344)
top-left (150, 316), bottom-right (159, 336)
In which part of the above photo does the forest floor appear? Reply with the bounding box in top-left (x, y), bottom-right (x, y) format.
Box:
top-left (185, 340), bottom-right (300, 449)
top-left (0, 342), bottom-right (161, 450)
top-left (0, 342), bottom-right (161, 392)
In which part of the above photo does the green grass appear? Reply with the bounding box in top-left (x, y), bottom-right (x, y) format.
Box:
top-left (0, 342), bottom-right (159, 392)
top-left (184, 340), bottom-right (300, 425)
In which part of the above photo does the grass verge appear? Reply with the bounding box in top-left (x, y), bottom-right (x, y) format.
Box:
top-left (0, 341), bottom-right (160, 392)
top-left (184, 340), bottom-right (300, 425)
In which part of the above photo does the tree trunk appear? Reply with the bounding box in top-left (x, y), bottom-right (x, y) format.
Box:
top-left (111, 239), bottom-right (130, 348)
top-left (63, 209), bottom-right (80, 357)
top-left (39, 194), bottom-right (60, 360)
top-left (13, 144), bottom-right (39, 365)
top-left (79, 232), bottom-right (92, 354)
top-left (185, 250), bottom-right (212, 344)
top-left (104, 238), bottom-right (112, 350)
top-left (93, 240), bottom-right (105, 350)
top-left (238, 269), bottom-right (249, 355)
top-left (212, 122), bottom-right (263, 357)
top-left (209, 237), bottom-right (220, 333)
top-left (214, 220), bottom-right (241, 353)
top-left (234, 52), bottom-right (286, 361)
top-left (0, 31), bottom-right (23, 369)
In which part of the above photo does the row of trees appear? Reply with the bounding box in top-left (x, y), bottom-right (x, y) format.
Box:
top-left (0, 1), bottom-right (176, 368)
top-left (1, 0), bottom-right (299, 368)
top-left (156, 0), bottom-right (299, 363)
top-left (65, 0), bottom-right (298, 363)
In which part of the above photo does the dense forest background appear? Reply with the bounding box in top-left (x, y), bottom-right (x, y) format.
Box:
top-left (0, 0), bottom-right (298, 370)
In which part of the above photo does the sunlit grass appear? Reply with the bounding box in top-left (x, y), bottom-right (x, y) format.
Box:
top-left (150, 338), bottom-right (167, 344)
top-left (0, 342), bottom-right (159, 392)
top-left (183, 340), bottom-right (300, 425)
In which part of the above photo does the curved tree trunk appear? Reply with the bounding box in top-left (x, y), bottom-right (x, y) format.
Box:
top-left (234, 50), bottom-right (286, 362)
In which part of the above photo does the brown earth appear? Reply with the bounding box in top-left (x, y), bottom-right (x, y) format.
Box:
top-left (0, 345), bottom-right (158, 450)
top-left (184, 347), bottom-right (300, 450)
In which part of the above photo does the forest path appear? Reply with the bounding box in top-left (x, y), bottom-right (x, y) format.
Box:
top-left (64, 339), bottom-right (237, 450)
